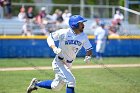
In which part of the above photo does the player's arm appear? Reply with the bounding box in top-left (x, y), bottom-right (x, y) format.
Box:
top-left (83, 35), bottom-right (93, 63)
top-left (47, 31), bottom-right (62, 54)
top-left (84, 48), bottom-right (92, 63)
top-left (86, 49), bottom-right (92, 56)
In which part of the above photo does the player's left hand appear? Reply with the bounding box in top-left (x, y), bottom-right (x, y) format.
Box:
top-left (84, 56), bottom-right (91, 63)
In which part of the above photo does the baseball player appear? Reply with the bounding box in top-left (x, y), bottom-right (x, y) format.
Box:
top-left (26, 15), bottom-right (93, 93)
top-left (94, 21), bottom-right (108, 60)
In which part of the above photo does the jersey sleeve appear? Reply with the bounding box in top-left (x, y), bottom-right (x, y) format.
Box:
top-left (50, 29), bottom-right (65, 41)
top-left (83, 35), bottom-right (93, 51)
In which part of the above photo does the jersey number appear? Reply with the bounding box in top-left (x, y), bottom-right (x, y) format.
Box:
top-left (73, 47), bottom-right (78, 53)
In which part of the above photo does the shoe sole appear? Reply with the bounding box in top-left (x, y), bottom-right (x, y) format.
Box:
top-left (27, 78), bottom-right (37, 93)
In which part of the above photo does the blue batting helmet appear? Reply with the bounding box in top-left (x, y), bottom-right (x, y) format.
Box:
top-left (69, 15), bottom-right (87, 29)
top-left (99, 20), bottom-right (106, 26)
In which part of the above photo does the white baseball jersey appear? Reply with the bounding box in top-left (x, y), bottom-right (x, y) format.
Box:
top-left (50, 28), bottom-right (92, 62)
top-left (94, 27), bottom-right (107, 41)
top-left (114, 13), bottom-right (124, 20)
top-left (94, 26), bottom-right (108, 53)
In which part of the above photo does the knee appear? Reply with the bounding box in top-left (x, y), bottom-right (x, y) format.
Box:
top-left (67, 78), bottom-right (76, 88)
top-left (51, 80), bottom-right (66, 91)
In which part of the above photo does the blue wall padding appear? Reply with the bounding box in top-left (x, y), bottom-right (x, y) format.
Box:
top-left (0, 39), bottom-right (140, 58)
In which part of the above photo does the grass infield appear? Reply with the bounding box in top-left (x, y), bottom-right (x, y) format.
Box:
top-left (0, 57), bottom-right (140, 93)
top-left (0, 57), bottom-right (140, 68)
top-left (0, 68), bottom-right (140, 93)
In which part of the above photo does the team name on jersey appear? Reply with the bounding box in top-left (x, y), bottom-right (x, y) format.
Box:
top-left (65, 40), bottom-right (82, 46)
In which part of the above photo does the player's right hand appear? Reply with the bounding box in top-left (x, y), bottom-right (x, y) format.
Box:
top-left (53, 47), bottom-right (62, 54)
top-left (84, 56), bottom-right (91, 63)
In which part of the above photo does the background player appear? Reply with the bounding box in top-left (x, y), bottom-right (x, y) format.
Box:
top-left (26, 15), bottom-right (93, 93)
top-left (94, 21), bottom-right (108, 60)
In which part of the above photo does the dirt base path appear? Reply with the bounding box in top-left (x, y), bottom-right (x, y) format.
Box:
top-left (0, 64), bottom-right (140, 71)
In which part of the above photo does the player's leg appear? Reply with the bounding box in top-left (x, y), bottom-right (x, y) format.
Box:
top-left (57, 65), bottom-right (75, 93)
top-left (50, 58), bottom-right (67, 91)
top-left (96, 40), bottom-right (102, 59)
top-left (65, 71), bottom-right (75, 93)
top-left (59, 63), bottom-right (75, 93)
top-left (26, 58), bottom-right (54, 93)
top-left (35, 80), bottom-right (53, 89)
top-left (51, 74), bottom-right (66, 91)
top-left (27, 58), bottom-right (67, 93)
top-left (66, 86), bottom-right (75, 93)
top-left (26, 78), bottom-right (38, 93)
top-left (26, 78), bottom-right (53, 93)
top-left (99, 41), bottom-right (106, 59)
top-left (52, 57), bottom-right (76, 93)
top-left (27, 57), bottom-right (75, 93)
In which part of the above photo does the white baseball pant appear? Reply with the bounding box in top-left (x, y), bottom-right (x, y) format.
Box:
top-left (51, 56), bottom-right (76, 91)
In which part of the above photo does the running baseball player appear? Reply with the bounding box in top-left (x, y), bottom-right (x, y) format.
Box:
top-left (26, 15), bottom-right (93, 93)
top-left (94, 21), bottom-right (108, 60)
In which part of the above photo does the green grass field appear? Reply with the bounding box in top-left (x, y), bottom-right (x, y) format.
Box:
top-left (0, 57), bottom-right (140, 93)
top-left (0, 57), bottom-right (140, 67)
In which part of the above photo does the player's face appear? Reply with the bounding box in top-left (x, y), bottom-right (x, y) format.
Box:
top-left (78, 22), bottom-right (85, 32)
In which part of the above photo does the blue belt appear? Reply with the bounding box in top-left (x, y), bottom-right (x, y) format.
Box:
top-left (58, 56), bottom-right (73, 63)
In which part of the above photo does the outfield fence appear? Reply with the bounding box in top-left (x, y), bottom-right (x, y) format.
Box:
top-left (0, 35), bottom-right (140, 58)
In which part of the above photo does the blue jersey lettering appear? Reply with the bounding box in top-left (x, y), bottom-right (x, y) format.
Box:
top-left (65, 40), bottom-right (82, 46)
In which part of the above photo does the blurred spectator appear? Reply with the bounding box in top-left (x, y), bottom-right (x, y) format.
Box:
top-left (26, 7), bottom-right (35, 34)
top-left (22, 18), bottom-right (33, 36)
top-left (18, 7), bottom-right (33, 36)
top-left (51, 9), bottom-right (60, 22)
top-left (3, 0), bottom-right (12, 18)
top-left (18, 7), bottom-right (26, 21)
top-left (56, 10), bottom-right (63, 26)
top-left (26, 6), bottom-right (35, 21)
top-left (36, 7), bottom-right (47, 24)
top-left (90, 16), bottom-right (100, 35)
top-left (107, 19), bottom-right (119, 37)
top-left (113, 9), bottom-right (124, 28)
top-left (55, 10), bottom-right (67, 29)
top-left (62, 9), bottom-right (71, 26)
top-left (90, 16), bottom-right (100, 29)
top-left (0, 0), bottom-right (4, 18)
top-left (56, 17), bottom-right (65, 29)
top-left (56, 10), bottom-right (63, 21)
top-left (45, 10), bottom-right (63, 32)
top-left (55, 9), bottom-right (71, 29)
top-left (35, 7), bottom-right (49, 36)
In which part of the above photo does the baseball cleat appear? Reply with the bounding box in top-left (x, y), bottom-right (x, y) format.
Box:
top-left (27, 78), bottom-right (38, 93)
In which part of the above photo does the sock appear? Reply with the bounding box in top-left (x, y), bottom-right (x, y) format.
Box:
top-left (99, 53), bottom-right (103, 58)
top-left (35, 80), bottom-right (52, 89)
top-left (66, 87), bottom-right (75, 93)
top-left (96, 52), bottom-right (100, 59)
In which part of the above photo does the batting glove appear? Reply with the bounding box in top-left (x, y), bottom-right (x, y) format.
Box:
top-left (84, 56), bottom-right (91, 63)
top-left (53, 47), bottom-right (62, 54)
